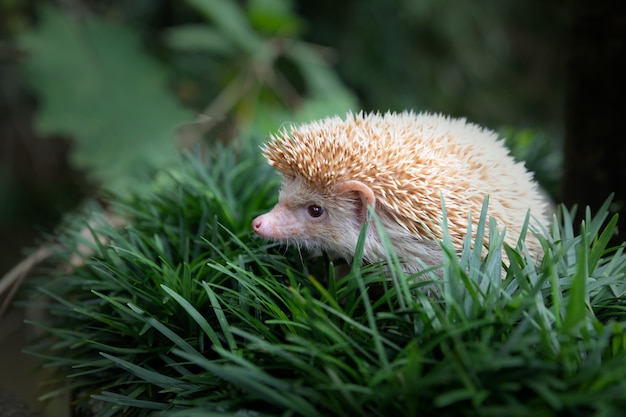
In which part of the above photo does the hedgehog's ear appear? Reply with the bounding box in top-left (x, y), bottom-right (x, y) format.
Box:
top-left (336, 180), bottom-right (376, 223)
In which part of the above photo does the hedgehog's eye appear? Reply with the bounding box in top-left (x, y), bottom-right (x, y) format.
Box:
top-left (307, 204), bottom-right (324, 218)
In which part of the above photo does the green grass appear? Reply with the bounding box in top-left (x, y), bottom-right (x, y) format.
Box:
top-left (23, 143), bottom-right (626, 417)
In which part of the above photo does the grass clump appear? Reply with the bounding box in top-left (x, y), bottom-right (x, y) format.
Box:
top-left (24, 143), bottom-right (626, 417)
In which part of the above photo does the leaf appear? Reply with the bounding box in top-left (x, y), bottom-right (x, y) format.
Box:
top-left (91, 391), bottom-right (170, 410)
top-left (563, 228), bottom-right (589, 333)
top-left (18, 6), bottom-right (193, 190)
top-left (160, 284), bottom-right (225, 350)
top-left (247, 0), bottom-right (302, 36)
top-left (185, 0), bottom-right (263, 53)
top-left (100, 352), bottom-right (194, 391)
top-left (286, 41), bottom-right (358, 121)
top-left (165, 24), bottom-right (234, 55)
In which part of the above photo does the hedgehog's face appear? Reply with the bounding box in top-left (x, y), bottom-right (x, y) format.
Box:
top-left (252, 175), bottom-right (376, 258)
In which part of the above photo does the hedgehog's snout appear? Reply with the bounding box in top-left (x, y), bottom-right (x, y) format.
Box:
top-left (252, 203), bottom-right (310, 240)
top-left (252, 213), bottom-right (271, 237)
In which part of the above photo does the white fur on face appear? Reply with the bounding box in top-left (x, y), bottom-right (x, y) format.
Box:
top-left (253, 175), bottom-right (445, 271)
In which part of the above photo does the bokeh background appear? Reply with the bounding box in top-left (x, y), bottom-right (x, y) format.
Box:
top-left (0, 0), bottom-right (624, 274)
top-left (0, 2), bottom-right (625, 415)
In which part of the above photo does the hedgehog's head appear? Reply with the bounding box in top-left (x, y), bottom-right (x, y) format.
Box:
top-left (251, 112), bottom-right (399, 260)
top-left (251, 112), bottom-right (441, 261)
top-left (252, 173), bottom-right (377, 260)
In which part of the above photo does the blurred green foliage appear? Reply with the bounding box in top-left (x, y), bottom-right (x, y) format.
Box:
top-left (18, 6), bottom-right (193, 190)
top-left (9, 0), bottom-right (564, 192)
top-left (0, 0), bottom-right (565, 273)
top-left (14, 0), bottom-right (358, 191)
top-left (300, 0), bottom-right (566, 127)
top-left (502, 127), bottom-right (563, 198)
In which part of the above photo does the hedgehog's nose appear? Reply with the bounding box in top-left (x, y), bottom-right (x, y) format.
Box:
top-left (251, 215), bottom-right (264, 234)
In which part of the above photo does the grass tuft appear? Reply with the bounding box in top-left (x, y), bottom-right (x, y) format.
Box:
top-left (23, 145), bottom-right (626, 416)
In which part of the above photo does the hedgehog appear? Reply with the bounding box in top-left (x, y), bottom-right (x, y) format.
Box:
top-left (252, 111), bottom-right (549, 277)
